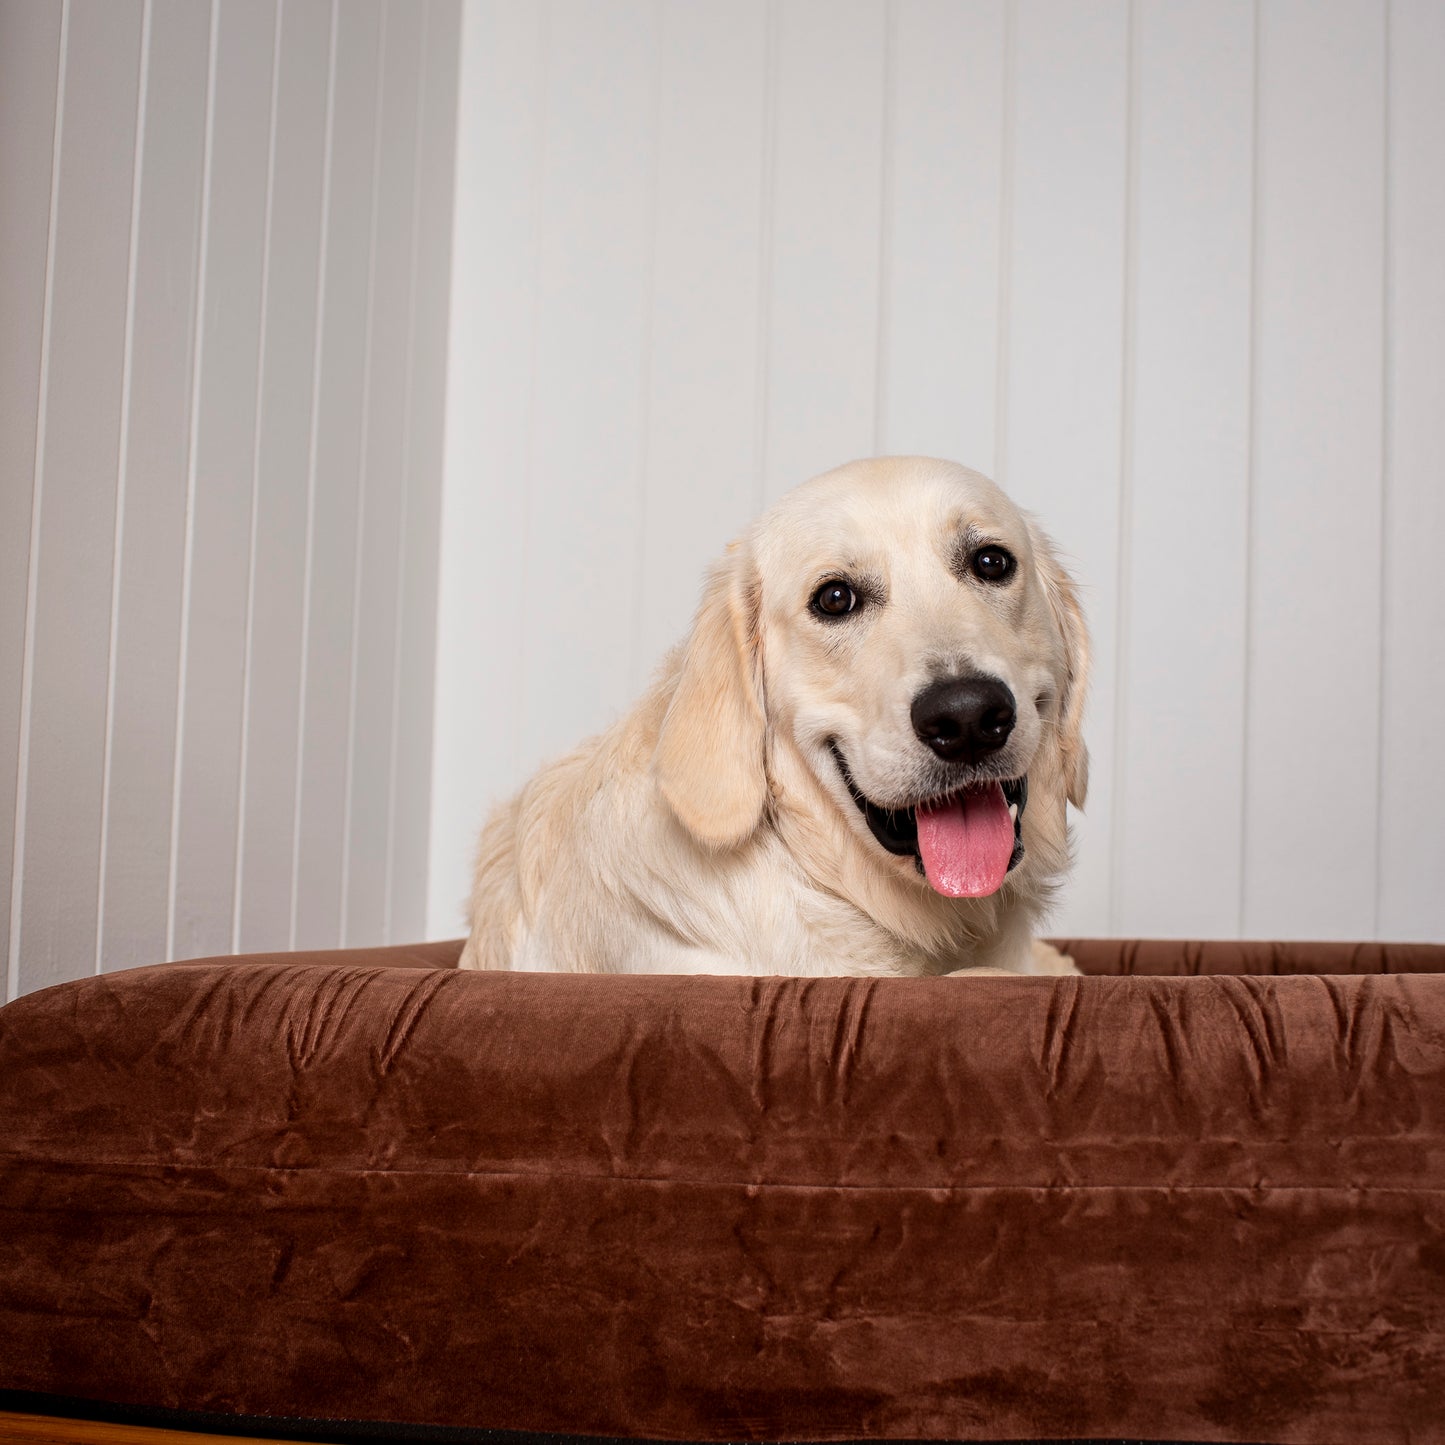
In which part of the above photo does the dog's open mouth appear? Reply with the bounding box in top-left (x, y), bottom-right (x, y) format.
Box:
top-left (829, 743), bottom-right (1026, 898)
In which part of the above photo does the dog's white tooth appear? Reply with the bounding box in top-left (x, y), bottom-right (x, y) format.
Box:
top-left (1008, 802), bottom-right (1019, 821)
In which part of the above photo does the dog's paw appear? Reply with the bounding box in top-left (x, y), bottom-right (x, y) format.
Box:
top-left (1025, 939), bottom-right (1081, 976)
top-left (941, 943), bottom-right (1081, 979)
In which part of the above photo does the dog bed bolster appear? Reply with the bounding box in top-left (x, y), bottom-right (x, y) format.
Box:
top-left (2, 945), bottom-right (1444, 1442)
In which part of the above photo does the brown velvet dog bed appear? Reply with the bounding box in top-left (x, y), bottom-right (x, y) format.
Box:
top-left (1, 939), bottom-right (1444, 1445)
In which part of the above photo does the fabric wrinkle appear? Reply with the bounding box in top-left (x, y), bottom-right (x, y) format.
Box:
top-left (376, 968), bottom-right (454, 1076)
top-left (1040, 975), bottom-right (1082, 1099)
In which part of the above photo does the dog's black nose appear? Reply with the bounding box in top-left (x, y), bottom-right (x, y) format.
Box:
top-left (911, 676), bottom-right (1016, 763)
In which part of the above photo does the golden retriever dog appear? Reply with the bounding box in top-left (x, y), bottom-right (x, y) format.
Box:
top-left (460, 457), bottom-right (1088, 978)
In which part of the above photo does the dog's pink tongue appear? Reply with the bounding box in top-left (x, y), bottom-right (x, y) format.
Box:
top-left (916, 783), bottom-right (1014, 898)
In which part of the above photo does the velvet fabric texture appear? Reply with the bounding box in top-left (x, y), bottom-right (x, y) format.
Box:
top-left (2, 940), bottom-right (1443, 1443)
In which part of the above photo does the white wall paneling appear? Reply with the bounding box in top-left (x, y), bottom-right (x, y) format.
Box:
top-left (236, 0), bottom-right (332, 956)
top-left (521, 0), bottom-right (661, 775)
top-left (13, 0), bottom-right (144, 996)
top-left (170, 0), bottom-right (277, 963)
top-left (429, 0), bottom-right (545, 936)
top-left (388, 0), bottom-right (463, 954)
top-left (634, 0), bottom-right (770, 689)
top-left (0, 2), bottom-right (64, 987)
top-left (878, 0), bottom-right (1005, 467)
top-left (3, 0), bottom-right (462, 997)
top-left (1378, 0), bottom-right (1445, 943)
top-left (434, 0), bottom-right (1443, 946)
top-left (342, 3), bottom-right (424, 949)
top-left (762, 0), bottom-right (887, 502)
top-left (99, 0), bottom-right (211, 972)
top-left (1243, 0), bottom-right (1386, 939)
top-left (293, 0), bottom-right (384, 952)
top-left (1, 0), bottom-right (1435, 969)
top-left (1116, 1), bottom-right (1254, 937)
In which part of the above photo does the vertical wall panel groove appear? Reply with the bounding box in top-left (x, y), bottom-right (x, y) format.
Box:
top-left (165, 0), bottom-right (221, 963)
top-left (295, 0), bottom-right (385, 951)
top-left (381, 0), bottom-right (429, 945)
top-left (509, 1), bottom-right (552, 804)
top-left (230, 0), bottom-right (286, 954)
top-left (102, 0), bottom-right (211, 971)
top-left (0, 1), bottom-right (64, 1000)
top-left (337, 0), bottom-right (389, 947)
top-left (170, 0), bottom-right (278, 963)
top-left (95, 0), bottom-right (154, 974)
top-left (236, 0), bottom-right (333, 955)
top-left (14, 0), bottom-right (144, 995)
top-left (344, 0), bottom-right (425, 947)
top-left (290, 2), bottom-right (341, 947)
top-left (390, 0), bottom-right (461, 943)
top-left (1372, 0), bottom-right (1392, 938)
top-left (289, 0), bottom-right (340, 949)
top-left (1237, 0), bottom-right (1263, 939)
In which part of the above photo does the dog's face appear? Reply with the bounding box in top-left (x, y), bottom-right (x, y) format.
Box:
top-left (654, 458), bottom-right (1088, 904)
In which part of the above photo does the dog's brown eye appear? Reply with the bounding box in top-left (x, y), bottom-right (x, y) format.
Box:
top-left (811, 580), bottom-right (858, 618)
top-left (971, 546), bottom-right (1015, 583)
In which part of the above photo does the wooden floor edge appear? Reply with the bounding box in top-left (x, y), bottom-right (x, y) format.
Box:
top-left (0, 1409), bottom-right (343, 1445)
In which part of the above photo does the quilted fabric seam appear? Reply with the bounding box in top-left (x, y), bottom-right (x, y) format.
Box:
top-left (2, 1158), bottom-right (1442, 1195)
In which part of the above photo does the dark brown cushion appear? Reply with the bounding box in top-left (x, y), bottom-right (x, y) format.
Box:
top-left (2, 940), bottom-right (1444, 1442)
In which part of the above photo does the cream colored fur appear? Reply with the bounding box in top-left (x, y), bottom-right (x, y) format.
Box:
top-left (460, 458), bottom-right (1089, 978)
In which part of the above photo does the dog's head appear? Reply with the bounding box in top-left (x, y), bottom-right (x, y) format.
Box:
top-left (654, 458), bottom-right (1089, 909)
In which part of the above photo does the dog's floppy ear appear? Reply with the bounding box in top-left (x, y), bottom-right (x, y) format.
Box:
top-left (653, 546), bottom-right (768, 848)
top-left (1031, 524), bottom-right (1091, 809)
